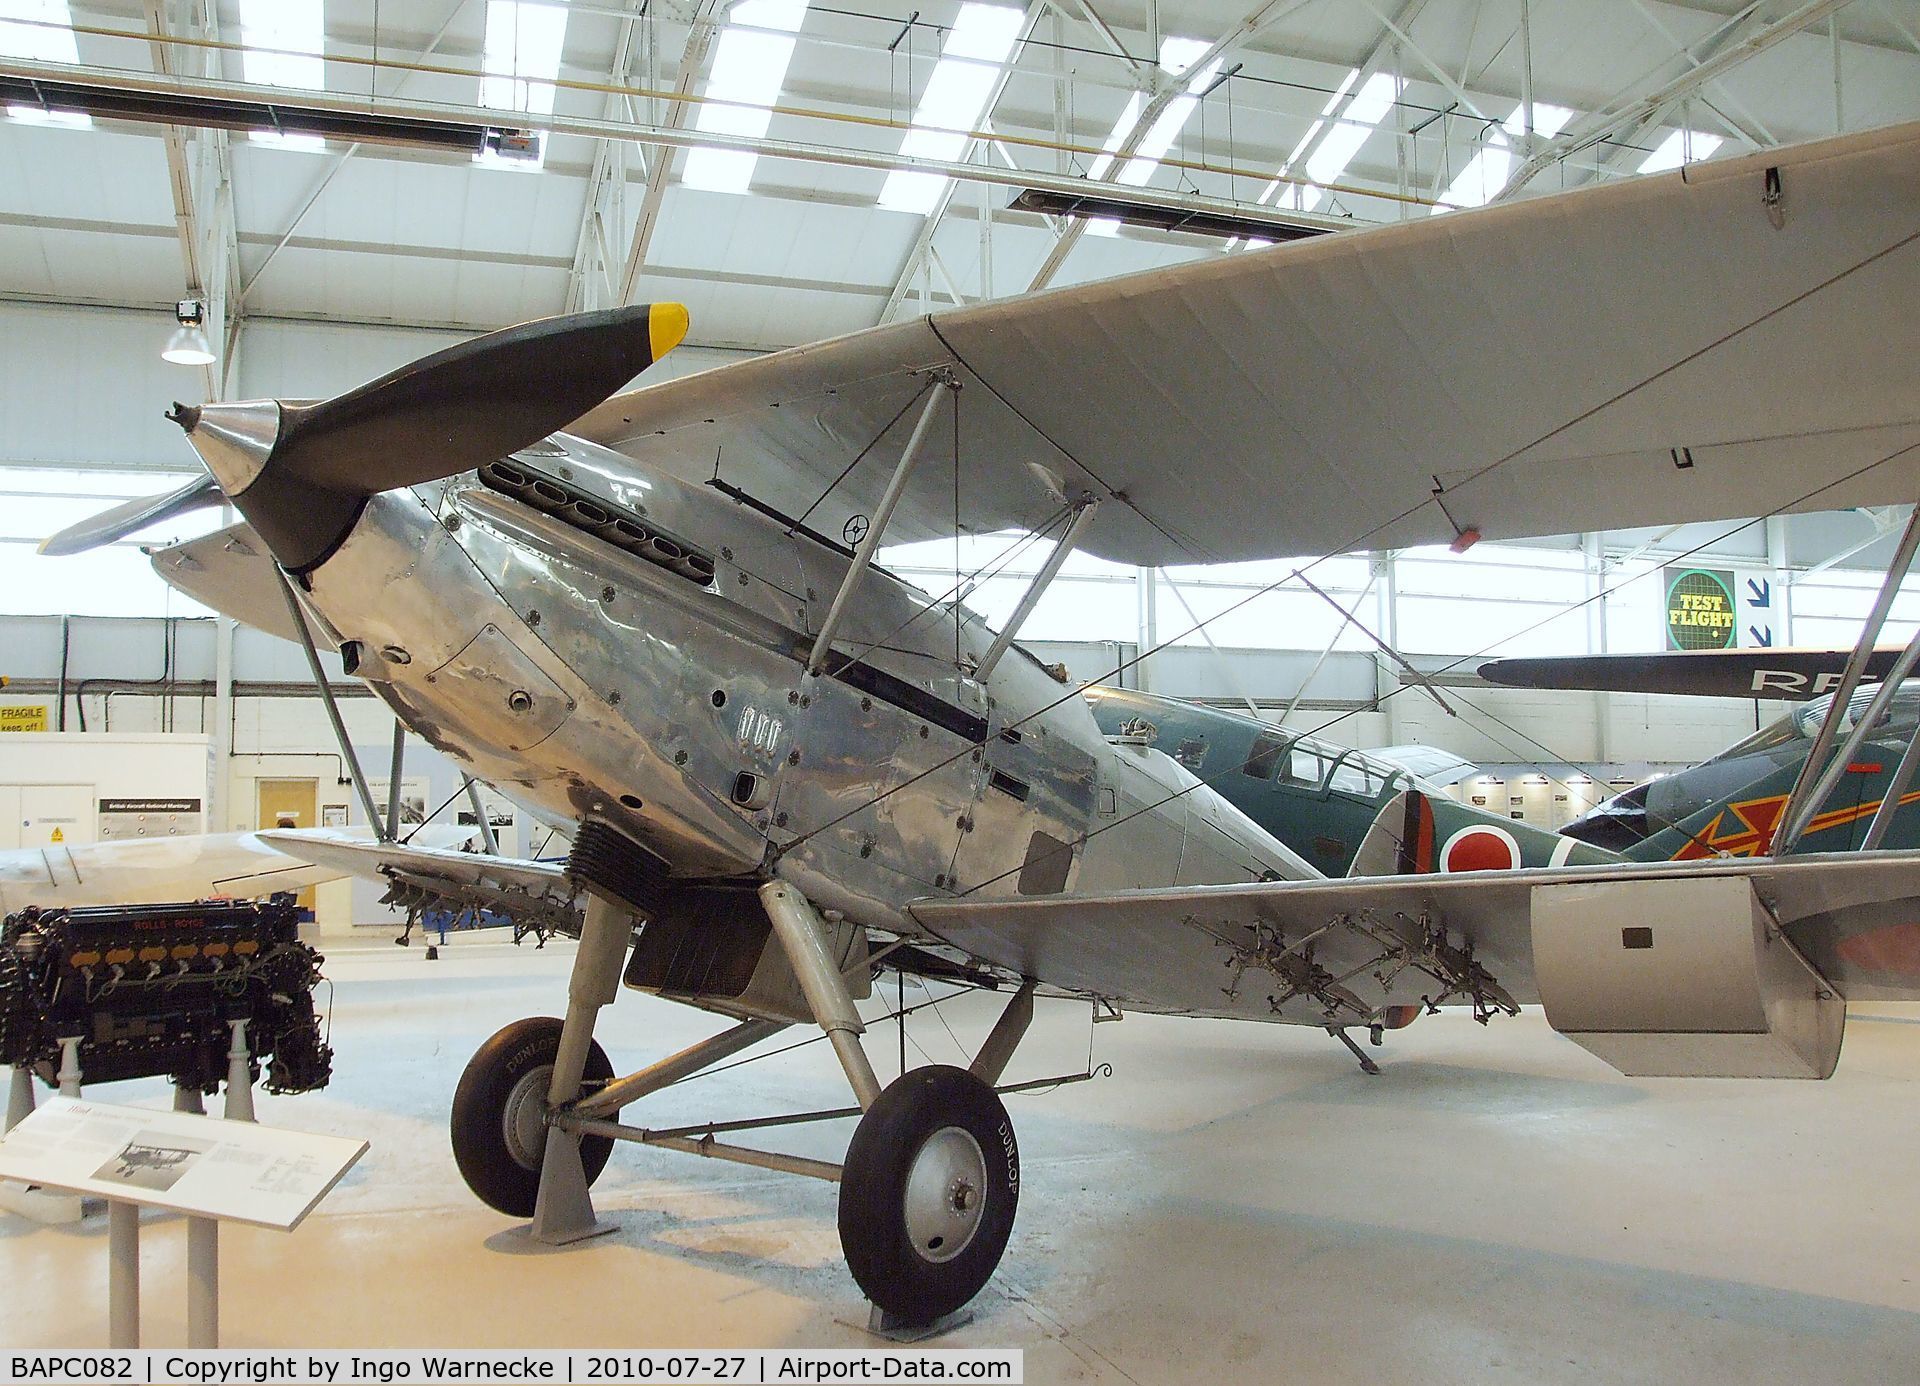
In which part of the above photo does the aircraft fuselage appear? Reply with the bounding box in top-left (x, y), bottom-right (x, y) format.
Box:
top-left (294, 433), bottom-right (1309, 935)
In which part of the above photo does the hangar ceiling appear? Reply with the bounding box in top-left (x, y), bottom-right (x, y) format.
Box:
top-left (0, 0), bottom-right (1917, 356)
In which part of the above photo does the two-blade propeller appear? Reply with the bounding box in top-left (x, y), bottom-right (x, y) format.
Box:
top-left (38, 472), bottom-right (225, 557)
top-left (41, 303), bottom-right (690, 572)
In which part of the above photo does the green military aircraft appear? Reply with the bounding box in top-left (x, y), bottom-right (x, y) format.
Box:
top-left (1081, 685), bottom-right (1622, 878)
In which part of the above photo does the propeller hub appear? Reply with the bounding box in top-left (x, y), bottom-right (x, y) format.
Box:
top-left (174, 400), bottom-right (283, 499)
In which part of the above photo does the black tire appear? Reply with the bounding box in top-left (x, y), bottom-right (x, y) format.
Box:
top-left (838, 1065), bottom-right (1019, 1324)
top-left (451, 1016), bottom-right (615, 1217)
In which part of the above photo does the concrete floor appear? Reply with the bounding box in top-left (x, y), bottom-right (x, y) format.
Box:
top-left (7, 934), bottom-right (1920, 1382)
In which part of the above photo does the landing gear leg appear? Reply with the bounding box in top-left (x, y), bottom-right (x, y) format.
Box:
top-left (760, 882), bottom-right (1027, 1329)
top-left (758, 881), bottom-right (882, 1108)
top-left (528, 889), bottom-right (630, 1243)
top-left (1329, 1026), bottom-right (1381, 1076)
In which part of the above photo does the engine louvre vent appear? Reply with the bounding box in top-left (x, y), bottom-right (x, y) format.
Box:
top-left (480, 459), bottom-right (716, 587)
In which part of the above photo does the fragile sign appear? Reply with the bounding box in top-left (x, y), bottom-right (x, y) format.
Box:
top-left (0, 702), bottom-right (48, 732)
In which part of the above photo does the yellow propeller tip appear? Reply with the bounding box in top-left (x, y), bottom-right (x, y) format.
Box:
top-left (649, 303), bottom-right (690, 361)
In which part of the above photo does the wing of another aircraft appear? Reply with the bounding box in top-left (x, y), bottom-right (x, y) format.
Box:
top-left (0, 825), bottom-right (471, 914)
top-left (1479, 648), bottom-right (1902, 699)
top-left (907, 851), bottom-right (1920, 1024)
top-left (573, 122), bottom-right (1920, 567)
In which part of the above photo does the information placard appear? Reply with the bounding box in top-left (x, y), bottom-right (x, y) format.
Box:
top-left (0, 1098), bottom-right (366, 1230)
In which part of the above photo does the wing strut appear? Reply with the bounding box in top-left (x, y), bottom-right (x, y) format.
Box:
top-left (974, 497), bottom-right (1099, 680)
top-left (462, 778), bottom-right (499, 854)
top-left (274, 566), bottom-right (390, 840)
top-left (807, 376), bottom-right (957, 676)
top-left (1776, 497), bottom-right (1920, 852)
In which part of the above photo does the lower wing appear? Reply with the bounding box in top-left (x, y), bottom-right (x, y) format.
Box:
top-left (909, 851), bottom-right (1920, 1079)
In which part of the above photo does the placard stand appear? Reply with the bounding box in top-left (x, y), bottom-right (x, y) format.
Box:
top-left (0, 1097), bottom-right (367, 1348)
top-left (0, 1066), bottom-right (82, 1223)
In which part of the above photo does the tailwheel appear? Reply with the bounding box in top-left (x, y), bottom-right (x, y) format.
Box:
top-left (451, 1016), bottom-right (614, 1217)
top-left (838, 1065), bottom-right (1019, 1325)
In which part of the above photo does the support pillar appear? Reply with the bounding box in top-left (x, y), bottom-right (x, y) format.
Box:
top-left (5, 1065), bottom-right (33, 1131)
top-left (186, 1217), bottom-right (217, 1347)
top-left (222, 1019), bottom-right (255, 1122)
top-left (56, 1037), bottom-right (82, 1098)
top-left (109, 1202), bottom-right (140, 1348)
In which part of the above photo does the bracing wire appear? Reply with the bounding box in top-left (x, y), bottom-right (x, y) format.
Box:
top-left (807, 435), bottom-right (1920, 889)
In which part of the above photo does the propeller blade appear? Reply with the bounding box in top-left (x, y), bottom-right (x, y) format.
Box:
top-left (38, 472), bottom-right (224, 557)
top-left (172, 303), bottom-right (688, 572)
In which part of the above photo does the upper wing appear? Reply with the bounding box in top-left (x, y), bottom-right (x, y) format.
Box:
top-left (257, 830), bottom-right (581, 935)
top-left (906, 851), bottom-right (1920, 1022)
top-left (573, 122), bottom-right (1920, 566)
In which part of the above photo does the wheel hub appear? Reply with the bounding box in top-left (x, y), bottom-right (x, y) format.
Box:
top-left (502, 1062), bottom-right (555, 1169)
top-left (903, 1126), bottom-right (988, 1264)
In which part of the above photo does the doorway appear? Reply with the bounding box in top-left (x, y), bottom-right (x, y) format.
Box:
top-left (257, 778), bottom-right (319, 912)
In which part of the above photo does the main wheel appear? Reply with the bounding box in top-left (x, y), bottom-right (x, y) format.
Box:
top-left (838, 1065), bottom-right (1019, 1324)
top-left (451, 1016), bottom-right (615, 1217)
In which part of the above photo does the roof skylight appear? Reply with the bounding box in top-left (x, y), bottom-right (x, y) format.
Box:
top-left (238, 0), bottom-right (326, 150)
top-left (878, 3), bottom-right (1025, 216)
top-left (1637, 127), bottom-right (1724, 174)
top-left (1432, 101), bottom-right (1577, 212)
top-left (476, 0), bottom-right (569, 169)
top-left (1246, 68), bottom-right (1398, 218)
top-left (682, 0), bottom-right (811, 195)
top-left (0, 0), bottom-right (90, 128)
top-left (1085, 37), bottom-right (1219, 236)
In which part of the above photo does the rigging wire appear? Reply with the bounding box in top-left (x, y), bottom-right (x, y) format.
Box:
top-left (951, 483), bottom-right (1919, 896)
top-left (784, 432), bottom-right (1920, 876)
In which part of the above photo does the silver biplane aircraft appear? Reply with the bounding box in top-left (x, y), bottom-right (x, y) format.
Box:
top-left (44, 119), bottom-right (1920, 1326)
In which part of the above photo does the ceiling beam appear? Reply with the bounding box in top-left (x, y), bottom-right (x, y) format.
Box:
top-left (1258, 0), bottom-right (1428, 213)
top-left (1558, 2), bottom-right (1776, 191)
top-left (567, 0), bottom-right (647, 312)
top-left (614, 0), bottom-right (723, 306)
top-left (236, 0), bottom-right (469, 310)
top-left (1625, 0), bottom-right (1777, 148)
top-left (144, 0), bottom-right (238, 400)
top-left (877, 0), bottom-right (1051, 326)
top-left (0, 54), bottom-right (1360, 240)
top-left (1021, 0), bottom-right (1323, 294)
top-left (1497, 0), bottom-right (1851, 199)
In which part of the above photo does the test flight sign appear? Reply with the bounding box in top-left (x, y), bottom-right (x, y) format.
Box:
top-left (1664, 567), bottom-right (1737, 651)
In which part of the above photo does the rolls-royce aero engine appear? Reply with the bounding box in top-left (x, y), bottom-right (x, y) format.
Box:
top-left (0, 894), bottom-right (333, 1095)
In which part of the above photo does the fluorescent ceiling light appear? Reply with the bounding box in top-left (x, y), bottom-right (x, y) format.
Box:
top-left (1433, 101), bottom-right (1577, 213)
top-left (878, 3), bottom-right (1024, 215)
top-left (1637, 127), bottom-right (1723, 174)
top-left (1086, 37), bottom-right (1218, 236)
top-left (238, 0), bottom-right (325, 150)
top-left (683, 0), bottom-right (810, 195)
top-left (476, 0), bottom-right (569, 169)
top-left (0, 0), bottom-right (91, 127)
